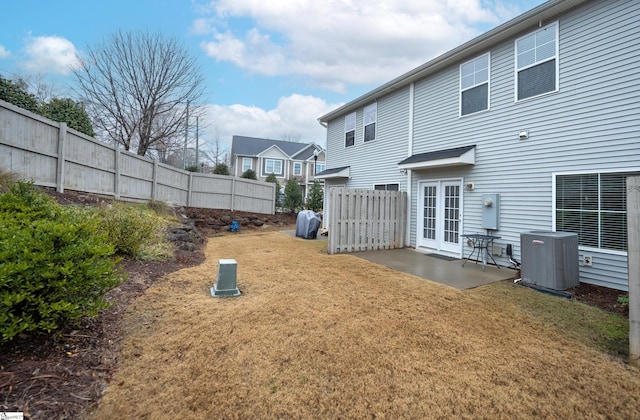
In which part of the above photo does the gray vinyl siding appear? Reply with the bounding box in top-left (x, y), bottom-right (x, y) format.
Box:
top-left (323, 0), bottom-right (639, 290)
top-left (325, 86), bottom-right (411, 190)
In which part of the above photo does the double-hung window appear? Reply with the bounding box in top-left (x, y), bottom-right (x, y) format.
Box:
top-left (555, 171), bottom-right (640, 251)
top-left (460, 53), bottom-right (489, 116)
top-left (293, 162), bottom-right (302, 176)
top-left (345, 112), bottom-right (355, 147)
top-left (242, 157), bottom-right (252, 172)
top-left (516, 22), bottom-right (558, 101)
top-left (315, 162), bottom-right (325, 174)
top-left (264, 159), bottom-right (283, 176)
top-left (364, 103), bottom-right (377, 142)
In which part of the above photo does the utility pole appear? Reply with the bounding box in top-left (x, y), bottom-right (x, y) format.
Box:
top-left (183, 101), bottom-right (189, 169)
top-left (195, 116), bottom-right (199, 172)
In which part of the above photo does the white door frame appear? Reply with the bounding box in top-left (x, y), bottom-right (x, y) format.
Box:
top-left (417, 178), bottom-right (463, 257)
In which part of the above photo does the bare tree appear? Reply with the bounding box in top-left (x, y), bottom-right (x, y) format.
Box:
top-left (281, 130), bottom-right (303, 143)
top-left (17, 73), bottom-right (58, 104)
top-left (209, 125), bottom-right (230, 166)
top-left (73, 30), bottom-right (205, 156)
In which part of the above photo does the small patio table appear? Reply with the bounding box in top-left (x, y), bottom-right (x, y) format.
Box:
top-left (461, 234), bottom-right (501, 271)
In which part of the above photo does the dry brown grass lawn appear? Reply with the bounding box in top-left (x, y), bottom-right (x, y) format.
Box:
top-left (91, 231), bottom-right (640, 419)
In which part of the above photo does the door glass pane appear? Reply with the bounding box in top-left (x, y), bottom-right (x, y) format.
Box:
top-left (423, 186), bottom-right (436, 240)
top-left (443, 185), bottom-right (460, 244)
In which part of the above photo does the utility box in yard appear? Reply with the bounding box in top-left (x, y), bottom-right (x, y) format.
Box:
top-left (520, 231), bottom-right (579, 290)
top-left (210, 259), bottom-right (241, 297)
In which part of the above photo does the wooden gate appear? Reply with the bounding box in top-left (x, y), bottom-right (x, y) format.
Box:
top-left (328, 188), bottom-right (407, 254)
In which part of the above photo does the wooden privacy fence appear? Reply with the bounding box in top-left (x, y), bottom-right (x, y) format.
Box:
top-left (328, 188), bottom-right (407, 254)
top-left (0, 99), bottom-right (275, 214)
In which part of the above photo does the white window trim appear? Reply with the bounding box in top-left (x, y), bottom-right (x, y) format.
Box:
top-left (552, 168), bottom-right (640, 256)
top-left (345, 112), bottom-right (356, 148)
top-left (242, 157), bottom-right (252, 172)
top-left (264, 158), bottom-right (283, 176)
top-left (293, 161), bottom-right (302, 176)
top-left (459, 52), bottom-right (490, 117)
top-left (373, 183), bottom-right (400, 191)
top-left (363, 103), bottom-right (377, 142)
top-left (514, 21), bottom-right (559, 102)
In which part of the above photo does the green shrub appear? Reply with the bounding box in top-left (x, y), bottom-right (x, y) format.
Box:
top-left (95, 203), bottom-right (159, 257)
top-left (283, 178), bottom-right (303, 214)
top-left (0, 182), bottom-right (121, 342)
top-left (617, 294), bottom-right (629, 307)
top-left (241, 169), bottom-right (258, 180)
top-left (265, 173), bottom-right (281, 209)
top-left (213, 163), bottom-right (230, 175)
top-left (306, 180), bottom-right (323, 212)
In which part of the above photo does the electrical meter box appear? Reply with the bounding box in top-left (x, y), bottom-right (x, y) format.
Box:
top-left (481, 193), bottom-right (500, 230)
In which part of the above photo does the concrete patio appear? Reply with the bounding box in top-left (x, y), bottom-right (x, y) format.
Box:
top-left (281, 230), bottom-right (517, 290)
top-left (353, 248), bottom-right (517, 290)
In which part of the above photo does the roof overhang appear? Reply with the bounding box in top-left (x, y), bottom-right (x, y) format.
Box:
top-left (315, 166), bottom-right (350, 179)
top-left (318, 0), bottom-right (588, 124)
top-left (398, 145), bottom-right (475, 170)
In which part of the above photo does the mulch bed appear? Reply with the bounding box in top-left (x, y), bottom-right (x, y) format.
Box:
top-left (0, 189), bottom-right (629, 418)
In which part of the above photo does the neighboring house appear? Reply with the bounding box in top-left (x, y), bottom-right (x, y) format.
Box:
top-left (316, 0), bottom-right (639, 291)
top-left (230, 135), bottom-right (325, 198)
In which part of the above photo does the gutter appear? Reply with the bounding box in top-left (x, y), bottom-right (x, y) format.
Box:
top-left (317, 0), bottom-right (588, 123)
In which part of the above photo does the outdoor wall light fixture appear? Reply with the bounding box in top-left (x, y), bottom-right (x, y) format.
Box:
top-left (519, 130), bottom-right (529, 140)
top-left (399, 168), bottom-right (407, 175)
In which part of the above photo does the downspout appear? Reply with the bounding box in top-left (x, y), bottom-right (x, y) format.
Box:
top-left (405, 82), bottom-right (415, 247)
top-left (318, 119), bottom-right (329, 228)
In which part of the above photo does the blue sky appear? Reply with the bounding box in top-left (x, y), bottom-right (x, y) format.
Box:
top-left (0, 0), bottom-right (546, 152)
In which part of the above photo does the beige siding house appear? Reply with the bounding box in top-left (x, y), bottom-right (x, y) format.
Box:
top-left (230, 135), bottom-right (325, 199)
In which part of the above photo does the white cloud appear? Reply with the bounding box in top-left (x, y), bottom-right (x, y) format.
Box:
top-left (0, 45), bottom-right (10, 59)
top-left (21, 36), bottom-right (81, 75)
top-left (196, 0), bottom-right (524, 91)
top-left (201, 94), bottom-right (341, 150)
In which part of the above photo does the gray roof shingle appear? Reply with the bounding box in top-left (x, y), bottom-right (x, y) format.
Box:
top-left (231, 135), bottom-right (316, 158)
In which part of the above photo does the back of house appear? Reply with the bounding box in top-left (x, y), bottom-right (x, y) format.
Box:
top-left (317, 0), bottom-right (640, 291)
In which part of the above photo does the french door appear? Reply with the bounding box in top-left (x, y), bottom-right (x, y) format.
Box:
top-left (417, 180), bottom-right (462, 255)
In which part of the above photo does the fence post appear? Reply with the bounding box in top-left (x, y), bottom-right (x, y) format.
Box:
top-left (231, 177), bottom-right (236, 211)
top-left (187, 172), bottom-right (193, 207)
top-left (56, 122), bottom-right (67, 193)
top-left (151, 160), bottom-right (158, 201)
top-left (628, 176), bottom-right (640, 367)
top-left (114, 147), bottom-right (121, 200)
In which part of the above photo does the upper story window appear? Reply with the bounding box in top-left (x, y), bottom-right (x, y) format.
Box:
top-left (460, 53), bottom-right (489, 116)
top-left (345, 112), bottom-right (355, 147)
top-left (293, 162), bottom-right (302, 176)
top-left (364, 103), bottom-right (377, 142)
top-left (315, 162), bottom-right (326, 175)
top-left (242, 157), bottom-right (252, 172)
top-left (264, 158), bottom-right (283, 176)
top-left (516, 21), bottom-right (558, 101)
